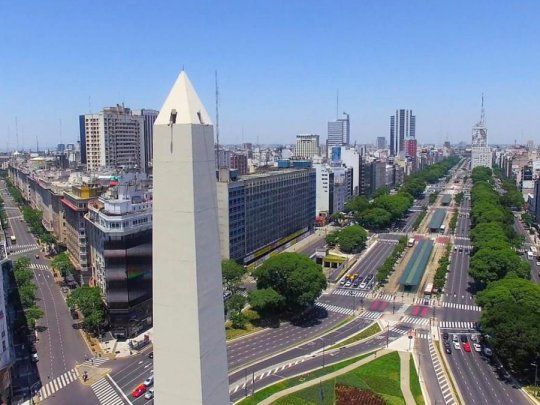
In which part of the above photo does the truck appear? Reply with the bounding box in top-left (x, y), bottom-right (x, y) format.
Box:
top-left (408, 237), bottom-right (415, 247)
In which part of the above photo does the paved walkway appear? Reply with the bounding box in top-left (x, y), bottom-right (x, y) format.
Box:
top-left (399, 351), bottom-right (416, 405)
top-left (258, 349), bottom-right (391, 405)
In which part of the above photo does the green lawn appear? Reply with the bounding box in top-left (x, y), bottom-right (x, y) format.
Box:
top-left (270, 351), bottom-right (405, 405)
top-left (409, 356), bottom-right (425, 405)
top-left (329, 322), bottom-right (381, 350)
top-left (236, 352), bottom-right (372, 405)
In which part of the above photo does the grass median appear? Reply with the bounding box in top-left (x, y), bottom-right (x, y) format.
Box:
top-left (328, 322), bottom-right (381, 350)
top-left (235, 352), bottom-right (373, 405)
top-left (410, 356), bottom-right (424, 405)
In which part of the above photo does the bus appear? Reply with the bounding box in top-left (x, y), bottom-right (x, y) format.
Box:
top-left (10, 235), bottom-right (16, 244)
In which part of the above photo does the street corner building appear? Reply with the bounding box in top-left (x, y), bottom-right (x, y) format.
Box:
top-left (152, 71), bottom-right (229, 404)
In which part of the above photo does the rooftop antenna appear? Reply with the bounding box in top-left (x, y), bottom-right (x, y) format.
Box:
top-left (215, 70), bottom-right (221, 168)
top-left (480, 93), bottom-right (485, 125)
top-left (336, 89), bottom-right (339, 119)
top-left (15, 117), bottom-right (19, 151)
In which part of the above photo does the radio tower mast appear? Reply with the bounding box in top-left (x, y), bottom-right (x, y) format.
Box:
top-left (215, 70), bottom-right (220, 169)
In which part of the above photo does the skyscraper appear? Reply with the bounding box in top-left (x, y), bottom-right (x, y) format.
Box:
top-left (132, 109), bottom-right (159, 171)
top-left (79, 105), bottom-right (145, 172)
top-left (327, 113), bottom-right (350, 154)
top-left (152, 71), bottom-right (229, 403)
top-left (471, 96), bottom-right (491, 169)
top-left (389, 109), bottom-right (415, 156)
top-left (376, 136), bottom-right (386, 149)
top-left (295, 134), bottom-right (320, 158)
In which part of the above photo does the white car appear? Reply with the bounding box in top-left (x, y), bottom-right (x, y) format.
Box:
top-left (144, 387), bottom-right (154, 399)
top-left (452, 334), bottom-right (459, 342)
top-left (359, 282), bottom-right (367, 289)
top-left (144, 375), bottom-right (154, 386)
top-left (345, 281), bottom-right (352, 287)
top-left (473, 343), bottom-right (482, 352)
top-left (453, 341), bottom-right (461, 350)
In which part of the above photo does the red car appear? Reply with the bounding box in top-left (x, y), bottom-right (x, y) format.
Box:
top-left (131, 384), bottom-right (147, 398)
top-left (463, 342), bottom-right (471, 352)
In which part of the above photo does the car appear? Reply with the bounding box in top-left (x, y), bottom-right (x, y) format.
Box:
top-left (144, 387), bottom-right (154, 399)
top-left (453, 341), bottom-right (461, 350)
top-left (340, 278), bottom-right (346, 286)
top-left (131, 384), bottom-right (147, 398)
top-left (35, 254), bottom-right (40, 259)
top-left (366, 274), bottom-right (374, 281)
top-left (345, 281), bottom-right (352, 287)
top-left (473, 343), bottom-right (482, 352)
top-left (445, 346), bottom-right (452, 354)
top-left (470, 334), bottom-right (478, 342)
top-left (352, 279), bottom-right (360, 288)
top-left (144, 375), bottom-right (154, 386)
top-left (483, 347), bottom-right (493, 357)
top-left (463, 342), bottom-right (471, 352)
top-left (452, 334), bottom-right (458, 342)
top-left (359, 282), bottom-right (367, 289)
top-left (460, 334), bottom-right (468, 343)
top-left (61, 286), bottom-right (69, 294)
top-left (148, 351), bottom-right (153, 359)
top-left (31, 353), bottom-right (39, 362)
top-left (442, 332), bottom-right (449, 340)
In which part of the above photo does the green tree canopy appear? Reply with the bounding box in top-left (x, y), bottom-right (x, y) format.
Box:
top-left (469, 247), bottom-right (530, 286)
top-left (335, 225), bottom-right (368, 253)
top-left (67, 286), bottom-right (105, 333)
top-left (476, 277), bottom-right (540, 373)
top-left (358, 208), bottom-right (392, 230)
top-left (226, 294), bottom-right (246, 314)
top-left (252, 253), bottom-right (326, 312)
top-left (221, 259), bottom-right (245, 293)
top-left (248, 288), bottom-right (285, 314)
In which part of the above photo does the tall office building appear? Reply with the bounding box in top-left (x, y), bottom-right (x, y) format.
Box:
top-left (132, 109), bottom-right (159, 171)
top-left (471, 96), bottom-right (491, 169)
top-left (376, 136), bottom-right (386, 149)
top-left (295, 134), bottom-right (320, 158)
top-left (79, 105), bottom-right (146, 172)
top-left (152, 71), bottom-right (229, 403)
top-left (390, 109), bottom-right (415, 156)
top-left (327, 113), bottom-right (350, 154)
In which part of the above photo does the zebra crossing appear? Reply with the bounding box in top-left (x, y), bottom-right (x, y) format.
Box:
top-left (401, 316), bottom-right (430, 326)
top-left (428, 338), bottom-right (456, 404)
top-left (9, 245), bottom-right (40, 255)
top-left (416, 332), bottom-right (431, 340)
top-left (91, 377), bottom-right (125, 405)
top-left (38, 369), bottom-right (79, 400)
top-left (82, 357), bottom-right (108, 367)
top-left (229, 358), bottom-right (307, 395)
top-left (315, 302), bottom-right (354, 315)
top-left (440, 302), bottom-right (481, 312)
top-left (30, 263), bottom-right (50, 271)
top-left (332, 289), bottom-right (370, 297)
top-left (8, 243), bottom-right (38, 250)
top-left (360, 311), bottom-right (382, 320)
top-left (439, 321), bottom-right (477, 330)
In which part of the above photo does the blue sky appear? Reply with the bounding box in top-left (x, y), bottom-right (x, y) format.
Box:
top-left (1, 1), bottom-right (539, 149)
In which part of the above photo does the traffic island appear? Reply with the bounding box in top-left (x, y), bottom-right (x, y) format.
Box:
top-left (75, 364), bottom-right (111, 386)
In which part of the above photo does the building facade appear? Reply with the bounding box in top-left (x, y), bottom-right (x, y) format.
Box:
top-left (230, 153), bottom-right (248, 175)
top-left (390, 109), bottom-right (415, 156)
top-left (295, 134), bottom-right (320, 159)
top-left (132, 109), bottom-right (158, 172)
top-left (217, 169), bottom-right (316, 264)
top-left (80, 105), bottom-right (145, 172)
top-left (327, 113), bottom-right (350, 154)
top-left (86, 173), bottom-right (152, 338)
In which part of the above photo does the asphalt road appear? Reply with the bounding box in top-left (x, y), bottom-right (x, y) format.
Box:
top-left (1, 181), bottom-right (92, 404)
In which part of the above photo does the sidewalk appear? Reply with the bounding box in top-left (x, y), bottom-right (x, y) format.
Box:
top-left (399, 351), bottom-right (416, 405)
top-left (100, 327), bottom-right (153, 358)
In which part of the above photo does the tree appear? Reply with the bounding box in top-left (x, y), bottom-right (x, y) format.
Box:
top-left (248, 288), bottom-right (285, 314)
top-left (26, 306), bottom-right (44, 329)
top-left (229, 311), bottom-right (248, 329)
top-left (358, 208), bottom-right (392, 230)
top-left (330, 212), bottom-right (345, 226)
top-left (52, 252), bottom-right (75, 278)
top-left (252, 253), bottom-right (326, 312)
top-left (67, 286), bottom-right (105, 333)
top-left (476, 277), bottom-right (540, 373)
top-left (469, 248), bottom-right (530, 286)
top-left (221, 259), bottom-right (245, 293)
top-left (336, 225), bottom-right (368, 253)
top-left (325, 231), bottom-right (339, 247)
top-left (344, 196), bottom-right (369, 214)
top-left (19, 283), bottom-right (37, 309)
top-left (14, 257), bottom-right (31, 272)
top-left (226, 294), bottom-right (246, 314)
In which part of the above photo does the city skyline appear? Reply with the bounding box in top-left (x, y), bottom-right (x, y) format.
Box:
top-left (2, 2), bottom-right (540, 149)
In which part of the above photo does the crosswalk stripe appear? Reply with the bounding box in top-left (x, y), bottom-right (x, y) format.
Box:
top-left (315, 302), bottom-right (354, 315)
top-left (91, 377), bottom-right (124, 405)
top-left (38, 368), bottom-right (80, 400)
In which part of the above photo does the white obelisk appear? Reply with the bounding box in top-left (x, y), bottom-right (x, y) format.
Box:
top-left (152, 71), bottom-right (229, 404)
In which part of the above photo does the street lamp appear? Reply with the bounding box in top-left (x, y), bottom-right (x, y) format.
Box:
top-left (531, 362), bottom-right (538, 389)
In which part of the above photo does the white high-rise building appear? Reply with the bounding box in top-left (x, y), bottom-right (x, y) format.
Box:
top-left (152, 71), bottom-right (229, 404)
top-left (295, 134), bottom-right (320, 158)
top-left (471, 96), bottom-right (491, 169)
top-left (80, 105), bottom-right (145, 172)
top-left (327, 113), bottom-right (350, 154)
top-left (389, 109), bottom-right (415, 156)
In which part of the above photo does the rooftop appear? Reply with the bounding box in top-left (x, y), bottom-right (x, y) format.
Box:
top-left (428, 208), bottom-right (446, 230)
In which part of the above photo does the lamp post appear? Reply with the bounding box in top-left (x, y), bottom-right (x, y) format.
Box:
top-left (531, 362), bottom-right (538, 389)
